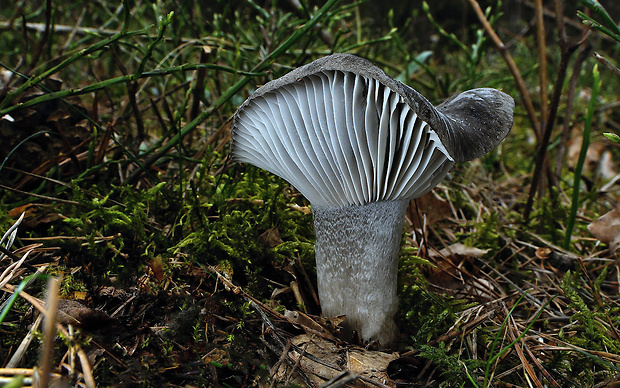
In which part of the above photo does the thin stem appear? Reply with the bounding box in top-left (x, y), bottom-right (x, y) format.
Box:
top-left (555, 42), bottom-right (590, 177)
top-left (523, 0), bottom-right (581, 221)
top-left (467, 0), bottom-right (540, 139)
top-left (535, 0), bottom-right (548, 129)
top-left (564, 65), bottom-right (600, 249)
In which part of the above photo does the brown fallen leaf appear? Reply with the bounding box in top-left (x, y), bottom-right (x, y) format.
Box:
top-left (150, 256), bottom-right (165, 281)
top-left (431, 242), bottom-right (491, 259)
top-left (259, 225), bottom-right (283, 247)
top-left (57, 299), bottom-right (115, 328)
top-left (274, 334), bottom-right (398, 387)
top-left (588, 203), bottom-right (620, 252)
top-left (568, 125), bottom-right (618, 180)
top-left (409, 191), bottom-right (452, 230)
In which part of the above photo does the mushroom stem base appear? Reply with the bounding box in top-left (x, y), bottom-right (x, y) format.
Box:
top-left (312, 200), bottom-right (409, 346)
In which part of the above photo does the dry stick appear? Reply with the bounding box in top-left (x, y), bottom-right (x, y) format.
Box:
top-left (285, 340), bottom-right (309, 385)
top-left (467, 0), bottom-right (540, 140)
top-left (59, 7), bottom-right (86, 55)
top-left (521, 339), bottom-right (561, 388)
top-left (552, 0), bottom-right (589, 188)
top-left (523, 0), bottom-right (583, 221)
top-left (189, 48), bottom-right (212, 121)
top-left (26, 0), bottom-right (51, 73)
top-left (0, 183), bottom-right (80, 205)
top-left (51, 121), bottom-right (84, 173)
top-left (111, 45), bottom-right (146, 151)
top-left (535, 0), bottom-right (548, 130)
top-left (250, 301), bottom-right (314, 387)
top-left (269, 339), bottom-right (292, 383)
top-left (285, 0), bottom-right (334, 47)
top-left (522, 0), bottom-right (595, 32)
top-left (555, 44), bottom-right (591, 177)
top-left (507, 315), bottom-right (542, 387)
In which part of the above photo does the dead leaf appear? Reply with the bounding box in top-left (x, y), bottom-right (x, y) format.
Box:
top-left (260, 225), bottom-right (283, 247)
top-left (8, 204), bottom-right (65, 228)
top-left (429, 243), bottom-right (490, 259)
top-left (150, 256), bottom-right (165, 281)
top-left (288, 203), bottom-right (311, 214)
top-left (57, 299), bottom-right (114, 328)
top-left (588, 204), bottom-right (620, 252)
top-left (568, 125), bottom-right (618, 180)
top-left (409, 191), bottom-right (452, 230)
top-left (275, 334), bottom-right (398, 387)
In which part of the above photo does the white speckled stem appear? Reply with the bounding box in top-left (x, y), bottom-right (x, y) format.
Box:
top-left (312, 200), bottom-right (409, 346)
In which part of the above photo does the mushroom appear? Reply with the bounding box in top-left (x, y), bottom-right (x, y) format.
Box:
top-left (231, 53), bottom-right (514, 346)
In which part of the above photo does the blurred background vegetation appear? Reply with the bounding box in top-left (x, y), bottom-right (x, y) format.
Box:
top-left (0, 0), bottom-right (620, 386)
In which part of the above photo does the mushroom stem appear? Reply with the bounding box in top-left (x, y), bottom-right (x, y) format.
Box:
top-left (312, 200), bottom-right (409, 345)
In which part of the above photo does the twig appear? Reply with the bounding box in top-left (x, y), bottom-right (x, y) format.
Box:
top-left (0, 184), bottom-right (79, 205)
top-left (285, 0), bottom-right (334, 47)
top-left (269, 339), bottom-right (292, 384)
top-left (189, 47), bottom-right (212, 121)
top-left (285, 340), bottom-right (310, 385)
top-left (77, 344), bottom-right (96, 388)
top-left (0, 21), bottom-right (121, 36)
top-left (555, 43), bottom-right (591, 176)
top-left (522, 339), bottom-right (561, 388)
top-left (319, 370), bottom-right (359, 388)
top-left (535, 0), bottom-right (548, 130)
top-left (507, 314), bottom-right (542, 387)
top-left (209, 265), bottom-right (286, 321)
top-left (250, 300), bottom-right (314, 387)
top-left (26, 0), bottom-right (52, 72)
top-left (523, 0), bottom-right (583, 221)
top-left (467, 0), bottom-right (540, 138)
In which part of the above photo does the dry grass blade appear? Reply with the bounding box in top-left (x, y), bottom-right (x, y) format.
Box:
top-left (0, 212), bottom-right (24, 260)
top-left (38, 277), bottom-right (60, 388)
top-left (506, 314), bottom-right (541, 387)
top-left (0, 250), bottom-right (31, 290)
top-left (6, 314), bottom-right (43, 368)
top-left (1, 283), bottom-right (97, 388)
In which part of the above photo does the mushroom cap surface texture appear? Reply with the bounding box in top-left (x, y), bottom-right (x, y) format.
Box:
top-left (232, 53), bottom-right (514, 207)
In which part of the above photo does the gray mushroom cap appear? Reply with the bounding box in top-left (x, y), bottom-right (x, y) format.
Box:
top-left (234, 53), bottom-right (514, 163)
top-left (231, 53), bottom-right (514, 207)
